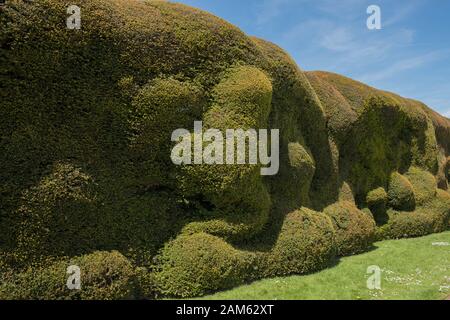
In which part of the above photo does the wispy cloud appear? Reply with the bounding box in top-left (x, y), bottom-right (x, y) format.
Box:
top-left (319, 27), bottom-right (354, 51)
top-left (246, 0), bottom-right (449, 115)
top-left (314, 0), bottom-right (366, 18)
top-left (255, 0), bottom-right (294, 25)
top-left (321, 27), bottom-right (414, 53)
top-left (281, 17), bottom-right (415, 72)
top-left (384, 0), bottom-right (423, 27)
top-left (358, 50), bottom-right (448, 82)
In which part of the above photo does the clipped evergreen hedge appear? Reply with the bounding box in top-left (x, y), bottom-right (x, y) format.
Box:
top-left (152, 209), bottom-right (338, 298)
top-left (324, 201), bottom-right (376, 255)
top-left (263, 209), bottom-right (336, 277)
top-left (0, 251), bottom-right (136, 300)
top-left (405, 166), bottom-right (437, 205)
top-left (152, 232), bottom-right (255, 298)
top-left (387, 172), bottom-right (416, 211)
top-left (0, 0), bottom-right (449, 299)
top-left (378, 187), bottom-right (450, 239)
top-left (366, 187), bottom-right (388, 225)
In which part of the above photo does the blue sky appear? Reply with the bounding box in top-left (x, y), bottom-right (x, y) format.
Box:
top-left (176, 0), bottom-right (450, 117)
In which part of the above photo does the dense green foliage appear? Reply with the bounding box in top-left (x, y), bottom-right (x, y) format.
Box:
top-left (323, 201), bottom-right (376, 255)
top-left (263, 209), bottom-right (336, 277)
top-left (387, 172), bottom-right (416, 211)
top-left (152, 232), bottom-right (255, 298)
top-left (0, 0), bottom-right (449, 299)
top-left (0, 251), bottom-right (135, 300)
top-left (377, 186), bottom-right (450, 239)
top-left (366, 187), bottom-right (388, 225)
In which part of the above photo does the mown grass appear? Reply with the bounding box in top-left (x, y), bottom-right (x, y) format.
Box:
top-left (201, 231), bottom-right (450, 300)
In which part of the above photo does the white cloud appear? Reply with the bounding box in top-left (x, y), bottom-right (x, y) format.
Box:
top-left (358, 50), bottom-right (448, 82)
top-left (255, 0), bottom-right (294, 25)
top-left (255, 0), bottom-right (448, 117)
top-left (281, 16), bottom-right (415, 72)
top-left (319, 27), bottom-right (354, 51)
top-left (383, 0), bottom-right (423, 27)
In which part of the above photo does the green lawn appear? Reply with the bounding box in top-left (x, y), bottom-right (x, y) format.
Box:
top-left (202, 231), bottom-right (450, 300)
